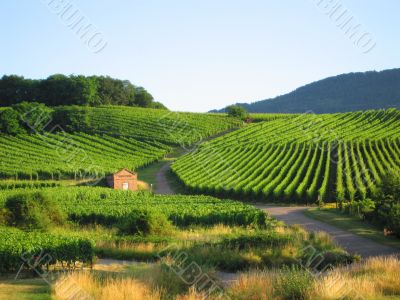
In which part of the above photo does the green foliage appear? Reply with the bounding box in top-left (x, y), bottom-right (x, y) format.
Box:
top-left (173, 109), bottom-right (400, 203)
top-left (51, 106), bottom-right (240, 145)
top-left (376, 169), bottom-right (400, 206)
top-left (52, 106), bottom-right (92, 132)
top-left (0, 132), bottom-right (170, 180)
top-left (118, 209), bottom-right (174, 236)
top-left (226, 105), bottom-right (249, 120)
top-left (12, 102), bottom-right (53, 133)
top-left (0, 180), bottom-right (60, 190)
top-left (220, 232), bottom-right (292, 250)
top-left (0, 108), bottom-right (24, 135)
top-left (0, 188), bottom-right (270, 228)
top-left (0, 226), bottom-right (94, 273)
top-left (387, 205), bottom-right (400, 237)
top-left (275, 266), bottom-right (314, 300)
top-left (5, 192), bottom-right (65, 230)
top-left (0, 74), bottom-right (164, 109)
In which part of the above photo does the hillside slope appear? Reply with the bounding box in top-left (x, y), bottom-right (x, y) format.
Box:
top-left (0, 106), bottom-right (240, 180)
top-left (214, 68), bottom-right (400, 113)
top-left (172, 109), bottom-right (400, 202)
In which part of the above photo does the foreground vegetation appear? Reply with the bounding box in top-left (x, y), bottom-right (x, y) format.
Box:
top-left (4, 255), bottom-right (397, 299)
top-left (0, 188), bottom-right (356, 292)
top-left (226, 256), bottom-right (400, 300)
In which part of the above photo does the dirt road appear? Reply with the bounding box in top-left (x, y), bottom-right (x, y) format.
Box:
top-left (258, 205), bottom-right (399, 258)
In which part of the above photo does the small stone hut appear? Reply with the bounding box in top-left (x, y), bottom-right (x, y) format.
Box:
top-left (107, 169), bottom-right (138, 191)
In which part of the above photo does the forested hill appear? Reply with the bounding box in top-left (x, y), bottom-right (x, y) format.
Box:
top-left (213, 68), bottom-right (400, 113)
top-left (0, 74), bottom-right (167, 109)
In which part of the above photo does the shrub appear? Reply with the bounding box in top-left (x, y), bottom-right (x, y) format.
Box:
top-left (12, 101), bottom-right (53, 133)
top-left (118, 209), bottom-right (174, 236)
top-left (220, 232), bottom-right (292, 250)
top-left (375, 169), bottom-right (400, 206)
top-left (0, 108), bottom-right (25, 135)
top-left (5, 191), bottom-right (65, 230)
top-left (226, 105), bottom-right (249, 120)
top-left (0, 227), bottom-right (94, 273)
top-left (387, 204), bottom-right (400, 237)
top-left (0, 208), bottom-right (10, 225)
top-left (276, 266), bottom-right (314, 300)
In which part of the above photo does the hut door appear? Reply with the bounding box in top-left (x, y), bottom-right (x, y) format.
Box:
top-left (123, 182), bottom-right (129, 190)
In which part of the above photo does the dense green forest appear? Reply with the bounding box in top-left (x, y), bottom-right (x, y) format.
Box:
top-left (0, 74), bottom-right (166, 109)
top-left (213, 68), bottom-right (400, 113)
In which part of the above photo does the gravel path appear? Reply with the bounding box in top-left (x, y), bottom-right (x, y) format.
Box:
top-left (154, 162), bottom-right (175, 194)
top-left (258, 205), bottom-right (399, 258)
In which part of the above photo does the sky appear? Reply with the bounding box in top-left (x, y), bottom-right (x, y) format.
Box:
top-left (0, 1), bottom-right (399, 112)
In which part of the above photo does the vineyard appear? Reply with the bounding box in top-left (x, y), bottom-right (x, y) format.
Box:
top-left (0, 106), bottom-right (242, 180)
top-left (172, 109), bottom-right (400, 202)
top-left (0, 226), bottom-right (94, 272)
top-left (0, 187), bottom-right (269, 227)
top-left (0, 132), bottom-right (170, 180)
top-left (55, 106), bottom-right (241, 145)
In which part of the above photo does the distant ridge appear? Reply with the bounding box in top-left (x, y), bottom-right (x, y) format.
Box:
top-left (212, 68), bottom-right (400, 113)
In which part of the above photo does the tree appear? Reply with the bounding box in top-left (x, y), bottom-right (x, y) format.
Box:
top-left (0, 108), bottom-right (24, 135)
top-left (0, 75), bottom-right (38, 106)
top-left (375, 169), bottom-right (400, 206)
top-left (12, 102), bottom-right (53, 133)
top-left (226, 105), bottom-right (249, 120)
top-left (134, 87), bottom-right (154, 107)
top-left (0, 74), bottom-right (166, 109)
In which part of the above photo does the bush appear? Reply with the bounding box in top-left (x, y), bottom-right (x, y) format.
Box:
top-left (5, 192), bottom-right (66, 230)
top-left (226, 105), bottom-right (249, 120)
top-left (0, 208), bottom-right (10, 225)
top-left (12, 102), bottom-right (53, 133)
top-left (0, 108), bottom-right (25, 135)
top-left (276, 266), bottom-right (314, 300)
top-left (0, 227), bottom-right (94, 273)
top-left (118, 209), bottom-right (174, 236)
top-left (387, 204), bottom-right (400, 237)
top-left (220, 232), bottom-right (292, 250)
top-left (375, 169), bottom-right (400, 206)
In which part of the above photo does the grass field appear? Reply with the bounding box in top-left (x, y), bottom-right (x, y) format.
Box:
top-left (0, 278), bottom-right (51, 300)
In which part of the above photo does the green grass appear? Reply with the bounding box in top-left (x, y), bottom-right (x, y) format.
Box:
top-left (137, 146), bottom-right (188, 194)
top-left (137, 160), bottom-right (166, 190)
top-left (305, 207), bottom-right (400, 249)
top-left (0, 278), bottom-right (51, 300)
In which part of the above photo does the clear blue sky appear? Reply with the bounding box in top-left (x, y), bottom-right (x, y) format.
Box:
top-left (1, 1), bottom-right (399, 112)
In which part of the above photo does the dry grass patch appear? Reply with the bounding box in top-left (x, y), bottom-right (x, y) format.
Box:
top-left (312, 256), bottom-right (400, 299)
top-left (53, 271), bottom-right (162, 300)
top-left (226, 256), bottom-right (400, 300)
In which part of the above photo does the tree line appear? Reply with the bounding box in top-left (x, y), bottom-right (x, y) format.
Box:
top-left (0, 74), bottom-right (167, 109)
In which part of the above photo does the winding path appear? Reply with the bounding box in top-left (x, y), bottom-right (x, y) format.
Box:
top-left (154, 162), bottom-right (175, 194)
top-left (257, 205), bottom-right (399, 258)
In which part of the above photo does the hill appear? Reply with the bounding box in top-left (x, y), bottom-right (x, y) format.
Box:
top-left (213, 68), bottom-right (400, 113)
top-left (0, 105), bottom-right (240, 180)
top-left (172, 109), bottom-right (400, 202)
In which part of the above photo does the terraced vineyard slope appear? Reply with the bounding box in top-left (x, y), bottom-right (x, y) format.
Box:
top-left (0, 106), bottom-right (240, 180)
top-left (56, 106), bottom-right (241, 145)
top-left (172, 109), bottom-right (400, 202)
